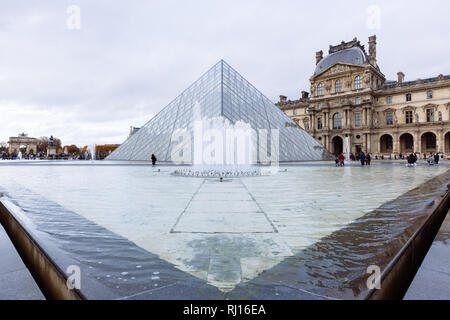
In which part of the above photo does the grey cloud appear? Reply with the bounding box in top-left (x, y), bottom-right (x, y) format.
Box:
top-left (0, 0), bottom-right (449, 146)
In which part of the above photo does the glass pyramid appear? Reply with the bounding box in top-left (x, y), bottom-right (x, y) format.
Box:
top-left (107, 60), bottom-right (331, 162)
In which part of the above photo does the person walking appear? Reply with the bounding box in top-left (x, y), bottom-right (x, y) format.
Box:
top-left (366, 153), bottom-right (371, 166)
top-left (337, 153), bottom-right (345, 166)
top-left (151, 153), bottom-right (157, 166)
top-left (359, 152), bottom-right (366, 166)
top-left (434, 153), bottom-right (440, 165)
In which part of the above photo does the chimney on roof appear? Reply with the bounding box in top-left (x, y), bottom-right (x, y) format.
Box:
top-left (279, 95), bottom-right (287, 103)
top-left (315, 51), bottom-right (323, 65)
top-left (397, 72), bottom-right (405, 84)
top-left (301, 91), bottom-right (309, 99)
top-left (368, 35), bottom-right (377, 67)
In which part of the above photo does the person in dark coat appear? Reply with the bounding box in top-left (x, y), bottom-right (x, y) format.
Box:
top-left (407, 153), bottom-right (416, 166)
top-left (359, 152), bottom-right (366, 166)
top-left (434, 153), bottom-right (439, 164)
top-left (365, 153), bottom-right (371, 165)
top-left (151, 154), bottom-right (157, 166)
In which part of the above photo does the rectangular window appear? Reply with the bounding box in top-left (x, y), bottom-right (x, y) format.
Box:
top-left (426, 108), bottom-right (434, 122)
top-left (335, 80), bottom-right (342, 93)
top-left (354, 76), bottom-right (362, 90)
top-left (355, 97), bottom-right (361, 105)
top-left (386, 96), bottom-right (392, 104)
top-left (386, 112), bottom-right (393, 125)
top-left (354, 113), bottom-right (361, 127)
top-left (406, 93), bottom-right (412, 102)
top-left (405, 110), bottom-right (413, 124)
top-left (293, 109), bottom-right (296, 115)
top-left (427, 90), bottom-right (433, 99)
top-left (317, 117), bottom-right (323, 129)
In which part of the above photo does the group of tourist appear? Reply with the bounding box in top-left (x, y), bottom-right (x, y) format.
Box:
top-left (1, 152), bottom-right (40, 160)
top-left (335, 152), bottom-right (372, 166)
top-left (336, 151), bottom-right (443, 167)
top-left (405, 153), bottom-right (440, 166)
top-left (0, 152), bottom-right (96, 161)
top-left (426, 153), bottom-right (441, 165)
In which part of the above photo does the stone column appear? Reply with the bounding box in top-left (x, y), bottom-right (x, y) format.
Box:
top-left (437, 130), bottom-right (444, 153)
top-left (329, 112), bottom-right (333, 130)
top-left (364, 133), bottom-right (368, 153)
top-left (393, 133), bottom-right (399, 154)
top-left (345, 109), bottom-right (349, 128)
top-left (377, 134), bottom-right (381, 153)
top-left (415, 131), bottom-right (421, 155)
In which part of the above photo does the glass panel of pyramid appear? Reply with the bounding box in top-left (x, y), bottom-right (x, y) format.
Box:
top-left (107, 60), bottom-right (331, 162)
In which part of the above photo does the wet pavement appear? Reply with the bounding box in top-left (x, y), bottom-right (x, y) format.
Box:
top-left (404, 209), bottom-right (450, 300)
top-left (0, 223), bottom-right (44, 300)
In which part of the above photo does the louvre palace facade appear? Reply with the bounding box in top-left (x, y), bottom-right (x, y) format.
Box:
top-left (277, 35), bottom-right (450, 159)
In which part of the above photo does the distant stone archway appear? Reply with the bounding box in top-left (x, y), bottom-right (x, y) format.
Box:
top-left (399, 133), bottom-right (414, 154)
top-left (444, 131), bottom-right (450, 155)
top-left (421, 132), bottom-right (437, 154)
top-left (8, 134), bottom-right (38, 155)
top-left (380, 134), bottom-right (393, 153)
top-left (331, 136), bottom-right (343, 155)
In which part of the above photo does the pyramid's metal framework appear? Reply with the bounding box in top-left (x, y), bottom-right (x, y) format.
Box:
top-left (107, 60), bottom-right (331, 162)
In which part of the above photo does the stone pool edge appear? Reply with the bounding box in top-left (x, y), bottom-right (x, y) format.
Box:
top-left (0, 199), bottom-right (85, 300)
top-left (364, 179), bottom-right (450, 300)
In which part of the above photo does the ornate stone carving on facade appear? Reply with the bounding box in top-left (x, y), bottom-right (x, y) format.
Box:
top-left (438, 111), bottom-right (442, 121)
top-left (374, 112), bottom-right (379, 127)
top-left (421, 103), bottom-right (438, 111)
top-left (329, 37), bottom-right (365, 54)
top-left (401, 105), bottom-right (416, 114)
top-left (345, 79), bottom-right (352, 88)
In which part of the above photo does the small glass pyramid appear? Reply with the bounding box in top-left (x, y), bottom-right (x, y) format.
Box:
top-left (107, 60), bottom-right (331, 162)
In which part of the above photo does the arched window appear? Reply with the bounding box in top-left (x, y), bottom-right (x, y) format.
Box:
top-left (317, 83), bottom-right (324, 96)
top-left (354, 75), bottom-right (362, 89)
top-left (335, 79), bottom-right (342, 93)
top-left (333, 113), bottom-right (342, 129)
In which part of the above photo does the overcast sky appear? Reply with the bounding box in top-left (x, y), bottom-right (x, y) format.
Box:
top-left (0, 0), bottom-right (449, 147)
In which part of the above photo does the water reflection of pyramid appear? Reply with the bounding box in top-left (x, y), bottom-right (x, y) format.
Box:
top-left (107, 60), bottom-right (330, 162)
